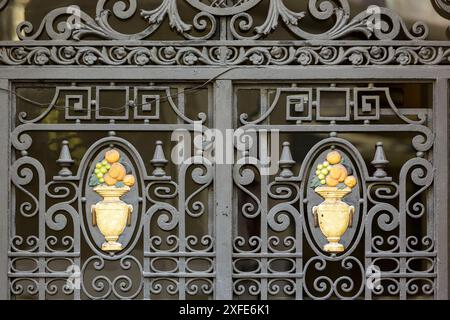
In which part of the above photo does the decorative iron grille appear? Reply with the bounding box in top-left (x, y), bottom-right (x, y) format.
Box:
top-left (0, 0), bottom-right (448, 300)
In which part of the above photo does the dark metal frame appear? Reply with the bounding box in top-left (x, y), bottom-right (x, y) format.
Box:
top-left (0, 0), bottom-right (449, 300)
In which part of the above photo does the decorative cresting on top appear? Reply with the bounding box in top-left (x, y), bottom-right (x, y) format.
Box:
top-left (15, 0), bottom-right (430, 41)
top-left (185, 0), bottom-right (262, 15)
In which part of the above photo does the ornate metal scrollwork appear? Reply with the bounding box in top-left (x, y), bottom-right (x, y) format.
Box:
top-left (232, 81), bottom-right (437, 300)
top-left (431, 0), bottom-right (450, 19)
top-left (1, 44), bottom-right (450, 66)
top-left (3, 0), bottom-right (444, 301)
top-left (11, 0), bottom-right (430, 41)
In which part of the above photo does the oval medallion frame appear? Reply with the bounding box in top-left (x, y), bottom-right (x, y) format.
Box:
top-left (299, 138), bottom-right (369, 260)
top-left (77, 137), bottom-right (146, 260)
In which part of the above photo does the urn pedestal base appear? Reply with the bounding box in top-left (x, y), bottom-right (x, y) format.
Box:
top-left (92, 185), bottom-right (133, 253)
top-left (313, 186), bottom-right (355, 254)
top-left (323, 238), bottom-right (345, 253)
top-left (102, 238), bottom-right (123, 251)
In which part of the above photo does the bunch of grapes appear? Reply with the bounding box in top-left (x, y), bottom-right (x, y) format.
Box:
top-left (94, 160), bottom-right (111, 184)
top-left (315, 161), bottom-right (330, 186)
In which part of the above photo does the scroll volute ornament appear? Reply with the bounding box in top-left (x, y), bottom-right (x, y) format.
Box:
top-left (89, 149), bottom-right (136, 252)
top-left (311, 150), bottom-right (357, 253)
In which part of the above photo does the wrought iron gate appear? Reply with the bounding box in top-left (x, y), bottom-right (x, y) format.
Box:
top-left (0, 0), bottom-right (449, 300)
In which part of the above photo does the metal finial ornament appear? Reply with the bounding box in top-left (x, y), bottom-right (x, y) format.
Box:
top-left (56, 140), bottom-right (74, 177)
top-left (371, 142), bottom-right (389, 178)
top-left (151, 141), bottom-right (168, 177)
top-left (278, 142), bottom-right (295, 178)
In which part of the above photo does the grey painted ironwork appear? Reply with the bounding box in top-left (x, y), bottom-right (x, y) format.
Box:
top-left (0, 0), bottom-right (449, 300)
top-left (2, 42), bottom-right (450, 66)
top-left (432, 0), bottom-right (450, 19)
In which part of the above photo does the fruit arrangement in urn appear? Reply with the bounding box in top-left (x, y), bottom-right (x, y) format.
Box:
top-left (310, 150), bottom-right (357, 253)
top-left (89, 149), bottom-right (136, 189)
top-left (310, 150), bottom-right (356, 190)
top-left (89, 149), bottom-right (136, 252)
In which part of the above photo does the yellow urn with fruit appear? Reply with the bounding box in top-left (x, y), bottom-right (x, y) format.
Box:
top-left (89, 149), bottom-right (136, 252)
top-left (310, 150), bottom-right (357, 253)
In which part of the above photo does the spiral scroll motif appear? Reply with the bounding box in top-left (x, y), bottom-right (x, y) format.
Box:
top-left (13, 0), bottom-right (432, 41)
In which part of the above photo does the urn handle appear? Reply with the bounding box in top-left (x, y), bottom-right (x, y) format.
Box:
top-left (127, 204), bottom-right (133, 226)
top-left (312, 206), bottom-right (319, 228)
top-left (91, 205), bottom-right (97, 226)
top-left (348, 206), bottom-right (355, 228)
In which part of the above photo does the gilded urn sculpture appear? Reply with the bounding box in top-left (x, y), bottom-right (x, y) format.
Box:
top-left (310, 150), bottom-right (357, 253)
top-left (89, 149), bottom-right (136, 252)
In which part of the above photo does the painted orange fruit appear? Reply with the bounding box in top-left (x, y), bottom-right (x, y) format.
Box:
top-left (123, 175), bottom-right (136, 187)
top-left (109, 163), bottom-right (126, 180)
top-left (104, 173), bottom-right (117, 186)
top-left (326, 151), bottom-right (342, 165)
top-left (329, 164), bottom-right (348, 182)
top-left (326, 175), bottom-right (339, 187)
top-left (105, 149), bottom-right (120, 163)
top-left (344, 176), bottom-right (357, 188)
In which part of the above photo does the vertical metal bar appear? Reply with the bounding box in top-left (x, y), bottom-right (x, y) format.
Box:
top-left (260, 89), bottom-right (269, 300)
top-left (177, 86), bottom-right (186, 300)
top-left (260, 173), bottom-right (268, 300)
top-left (208, 85), bottom-right (215, 242)
top-left (0, 79), bottom-right (9, 300)
top-left (214, 80), bottom-right (233, 300)
top-left (434, 78), bottom-right (448, 299)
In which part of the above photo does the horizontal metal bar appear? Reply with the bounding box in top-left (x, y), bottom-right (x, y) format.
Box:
top-left (1, 66), bottom-right (450, 80)
top-left (366, 252), bottom-right (437, 258)
top-left (375, 273), bottom-right (437, 278)
top-left (244, 124), bottom-right (429, 133)
top-left (8, 273), bottom-right (71, 278)
top-left (233, 273), bottom-right (303, 279)
top-left (232, 253), bottom-right (302, 258)
top-left (379, 109), bottom-right (432, 116)
top-left (1, 40), bottom-right (450, 47)
top-left (144, 252), bottom-right (215, 257)
top-left (12, 123), bottom-right (428, 133)
top-left (8, 252), bottom-right (80, 257)
top-left (143, 272), bottom-right (215, 278)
